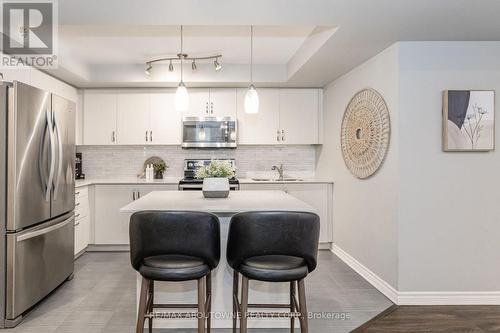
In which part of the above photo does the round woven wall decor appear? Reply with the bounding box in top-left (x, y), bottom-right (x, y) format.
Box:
top-left (341, 88), bottom-right (390, 179)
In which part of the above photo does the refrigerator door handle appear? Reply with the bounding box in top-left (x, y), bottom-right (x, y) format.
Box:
top-left (16, 216), bottom-right (73, 242)
top-left (45, 108), bottom-right (57, 202)
top-left (53, 119), bottom-right (63, 200)
top-left (39, 120), bottom-right (49, 195)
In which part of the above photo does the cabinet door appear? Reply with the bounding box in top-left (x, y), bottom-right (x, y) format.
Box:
top-left (75, 216), bottom-right (90, 255)
top-left (183, 89), bottom-right (210, 117)
top-left (83, 92), bottom-right (117, 145)
top-left (285, 183), bottom-right (331, 243)
top-left (279, 89), bottom-right (319, 144)
top-left (209, 88), bottom-right (236, 117)
top-left (150, 92), bottom-right (182, 144)
top-left (116, 93), bottom-right (149, 144)
top-left (236, 88), bottom-right (280, 145)
top-left (93, 185), bottom-right (177, 245)
top-left (94, 185), bottom-right (135, 245)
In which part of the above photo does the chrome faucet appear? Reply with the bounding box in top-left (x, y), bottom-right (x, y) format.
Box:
top-left (272, 164), bottom-right (284, 181)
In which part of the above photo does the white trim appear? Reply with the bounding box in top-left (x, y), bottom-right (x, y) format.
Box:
top-left (330, 244), bottom-right (398, 304)
top-left (398, 292), bottom-right (500, 305)
top-left (331, 243), bottom-right (500, 305)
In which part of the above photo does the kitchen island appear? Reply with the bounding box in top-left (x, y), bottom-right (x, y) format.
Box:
top-left (121, 190), bottom-right (316, 329)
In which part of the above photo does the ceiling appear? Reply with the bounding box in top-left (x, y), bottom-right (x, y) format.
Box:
top-left (48, 0), bottom-right (500, 88)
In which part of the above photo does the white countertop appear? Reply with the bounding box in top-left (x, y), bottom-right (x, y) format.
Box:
top-left (75, 177), bottom-right (333, 188)
top-left (120, 190), bottom-right (316, 214)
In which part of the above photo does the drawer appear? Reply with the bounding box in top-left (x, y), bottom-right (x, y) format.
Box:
top-left (75, 196), bottom-right (89, 220)
top-left (75, 216), bottom-right (90, 255)
top-left (75, 187), bottom-right (88, 201)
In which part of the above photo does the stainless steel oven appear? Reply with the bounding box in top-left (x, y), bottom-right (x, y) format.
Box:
top-left (182, 117), bottom-right (237, 148)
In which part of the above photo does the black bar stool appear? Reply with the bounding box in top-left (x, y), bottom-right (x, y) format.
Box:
top-left (129, 211), bottom-right (220, 333)
top-left (227, 211), bottom-right (320, 333)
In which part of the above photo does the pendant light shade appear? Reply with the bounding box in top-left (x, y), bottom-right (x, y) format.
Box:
top-left (245, 84), bottom-right (259, 114)
top-left (175, 25), bottom-right (189, 112)
top-left (245, 25), bottom-right (259, 114)
top-left (175, 82), bottom-right (189, 112)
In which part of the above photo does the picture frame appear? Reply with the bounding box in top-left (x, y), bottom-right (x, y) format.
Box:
top-left (443, 90), bottom-right (495, 152)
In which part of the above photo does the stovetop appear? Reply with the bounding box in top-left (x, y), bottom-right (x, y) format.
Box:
top-left (179, 177), bottom-right (240, 185)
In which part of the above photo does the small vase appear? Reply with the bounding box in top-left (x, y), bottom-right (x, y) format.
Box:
top-left (154, 171), bottom-right (163, 179)
top-left (202, 178), bottom-right (230, 198)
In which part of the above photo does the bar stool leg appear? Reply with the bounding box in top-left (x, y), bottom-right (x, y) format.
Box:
top-left (297, 279), bottom-right (308, 333)
top-left (148, 280), bottom-right (154, 333)
top-left (290, 281), bottom-right (296, 333)
top-left (206, 273), bottom-right (212, 333)
top-left (232, 271), bottom-right (239, 333)
top-left (240, 276), bottom-right (249, 333)
top-left (198, 277), bottom-right (206, 333)
top-left (136, 277), bottom-right (150, 333)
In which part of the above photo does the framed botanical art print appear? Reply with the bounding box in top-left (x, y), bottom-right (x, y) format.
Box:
top-left (443, 90), bottom-right (495, 151)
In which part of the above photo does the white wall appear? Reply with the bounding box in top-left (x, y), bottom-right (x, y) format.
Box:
top-left (316, 45), bottom-right (400, 289)
top-left (398, 42), bottom-right (500, 292)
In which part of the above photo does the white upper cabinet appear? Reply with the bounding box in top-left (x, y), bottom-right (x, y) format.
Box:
top-left (83, 91), bottom-right (117, 145)
top-left (116, 93), bottom-right (150, 145)
top-left (209, 88), bottom-right (237, 117)
top-left (279, 89), bottom-right (320, 144)
top-left (236, 88), bottom-right (322, 145)
top-left (149, 92), bottom-right (182, 144)
top-left (184, 89), bottom-right (210, 117)
top-left (183, 88), bottom-right (236, 118)
top-left (237, 88), bottom-right (280, 144)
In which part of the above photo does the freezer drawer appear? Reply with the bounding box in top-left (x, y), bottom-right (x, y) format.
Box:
top-left (5, 213), bottom-right (74, 320)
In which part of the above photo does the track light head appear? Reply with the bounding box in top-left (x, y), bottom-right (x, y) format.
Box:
top-left (214, 58), bottom-right (222, 71)
top-left (145, 63), bottom-right (152, 75)
top-left (169, 60), bottom-right (174, 72)
top-left (191, 60), bottom-right (197, 72)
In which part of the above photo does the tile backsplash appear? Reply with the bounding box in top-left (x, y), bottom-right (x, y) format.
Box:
top-left (77, 145), bottom-right (317, 179)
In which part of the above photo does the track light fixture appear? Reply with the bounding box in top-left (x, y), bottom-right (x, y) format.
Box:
top-left (145, 26), bottom-right (222, 76)
top-left (145, 63), bottom-right (152, 75)
top-left (214, 57), bottom-right (222, 71)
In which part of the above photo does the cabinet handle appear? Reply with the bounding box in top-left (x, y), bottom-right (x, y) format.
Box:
top-left (138, 191), bottom-right (141, 199)
top-left (75, 191), bottom-right (80, 195)
top-left (277, 130), bottom-right (281, 142)
top-left (145, 131), bottom-right (148, 142)
top-left (210, 102), bottom-right (214, 115)
top-left (75, 202), bottom-right (80, 207)
top-left (75, 213), bottom-right (81, 219)
top-left (206, 102), bottom-right (209, 114)
top-left (150, 131), bottom-right (153, 142)
top-left (112, 131), bottom-right (116, 142)
top-left (75, 221), bottom-right (80, 226)
top-left (281, 129), bottom-right (285, 142)
top-left (132, 191), bottom-right (136, 201)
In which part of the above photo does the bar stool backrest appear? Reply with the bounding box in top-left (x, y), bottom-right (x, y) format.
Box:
top-left (227, 211), bottom-right (320, 273)
top-left (129, 211), bottom-right (221, 271)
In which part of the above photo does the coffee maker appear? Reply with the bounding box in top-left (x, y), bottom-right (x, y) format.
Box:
top-left (75, 153), bottom-right (85, 179)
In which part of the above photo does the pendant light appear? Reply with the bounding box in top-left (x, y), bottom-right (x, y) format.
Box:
top-left (175, 25), bottom-right (189, 112)
top-left (245, 25), bottom-right (259, 114)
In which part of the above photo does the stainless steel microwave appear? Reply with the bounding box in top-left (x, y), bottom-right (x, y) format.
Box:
top-left (182, 117), bottom-right (237, 148)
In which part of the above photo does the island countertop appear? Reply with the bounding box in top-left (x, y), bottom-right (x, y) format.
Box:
top-left (120, 190), bottom-right (316, 214)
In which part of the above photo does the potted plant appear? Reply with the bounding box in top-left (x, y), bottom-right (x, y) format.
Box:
top-left (153, 161), bottom-right (168, 179)
top-left (195, 160), bottom-right (235, 198)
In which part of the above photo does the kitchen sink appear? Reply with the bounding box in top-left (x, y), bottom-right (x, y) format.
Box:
top-left (251, 178), bottom-right (304, 182)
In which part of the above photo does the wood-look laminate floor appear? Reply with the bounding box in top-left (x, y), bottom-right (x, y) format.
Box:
top-left (8, 251), bottom-right (393, 333)
top-left (354, 305), bottom-right (500, 332)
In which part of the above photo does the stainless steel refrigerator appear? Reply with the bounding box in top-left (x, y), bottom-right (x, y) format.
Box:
top-left (0, 81), bottom-right (76, 327)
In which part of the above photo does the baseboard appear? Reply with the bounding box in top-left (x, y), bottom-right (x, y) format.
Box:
top-left (330, 244), bottom-right (398, 304)
top-left (86, 244), bottom-right (130, 252)
top-left (398, 292), bottom-right (500, 305)
top-left (331, 243), bottom-right (500, 305)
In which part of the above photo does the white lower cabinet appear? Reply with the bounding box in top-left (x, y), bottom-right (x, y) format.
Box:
top-left (240, 183), bottom-right (333, 243)
top-left (93, 185), bottom-right (177, 245)
top-left (75, 186), bottom-right (90, 255)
